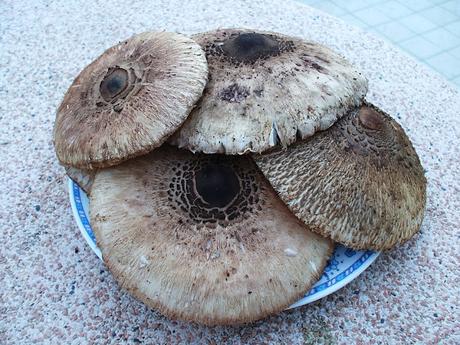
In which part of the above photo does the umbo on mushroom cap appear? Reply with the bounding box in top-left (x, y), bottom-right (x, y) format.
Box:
top-left (54, 32), bottom-right (208, 169)
top-left (65, 167), bottom-right (95, 195)
top-left (170, 28), bottom-right (368, 154)
top-left (254, 103), bottom-right (427, 251)
top-left (90, 145), bottom-right (333, 325)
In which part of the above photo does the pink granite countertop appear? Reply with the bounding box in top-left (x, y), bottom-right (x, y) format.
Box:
top-left (1, 0), bottom-right (459, 343)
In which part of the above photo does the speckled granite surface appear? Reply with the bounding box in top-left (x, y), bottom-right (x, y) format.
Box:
top-left (1, 0), bottom-right (459, 344)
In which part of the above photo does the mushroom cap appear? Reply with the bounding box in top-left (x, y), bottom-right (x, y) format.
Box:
top-left (170, 28), bottom-right (368, 154)
top-left (54, 32), bottom-right (208, 169)
top-left (65, 167), bottom-right (95, 195)
top-left (90, 145), bottom-right (333, 325)
top-left (254, 103), bottom-right (427, 250)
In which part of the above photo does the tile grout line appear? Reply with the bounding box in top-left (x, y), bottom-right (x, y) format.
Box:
top-left (305, 0), bottom-right (460, 84)
top-left (326, 2), bottom-right (460, 80)
top-left (338, 1), bottom-right (460, 33)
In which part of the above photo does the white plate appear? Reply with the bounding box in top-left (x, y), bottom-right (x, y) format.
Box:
top-left (68, 178), bottom-right (380, 308)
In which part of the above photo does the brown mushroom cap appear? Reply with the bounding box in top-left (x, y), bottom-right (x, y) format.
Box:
top-left (54, 32), bottom-right (208, 169)
top-left (65, 167), bottom-right (95, 195)
top-left (90, 145), bottom-right (333, 325)
top-left (170, 28), bottom-right (368, 154)
top-left (254, 103), bottom-right (427, 250)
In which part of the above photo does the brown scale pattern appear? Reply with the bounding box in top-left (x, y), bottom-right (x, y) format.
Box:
top-left (254, 103), bottom-right (427, 250)
top-left (170, 28), bottom-right (368, 155)
top-left (204, 32), bottom-right (295, 66)
top-left (335, 105), bottom-right (413, 167)
top-left (90, 145), bottom-right (333, 325)
top-left (54, 32), bottom-right (208, 169)
top-left (166, 157), bottom-right (260, 226)
top-left (96, 66), bottom-right (141, 110)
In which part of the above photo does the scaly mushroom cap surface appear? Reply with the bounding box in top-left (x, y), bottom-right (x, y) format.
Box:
top-left (54, 32), bottom-right (208, 169)
top-left (254, 103), bottom-right (427, 250)
top-left (170, 28), bottom-right (368, 154)
top-left (90, 145), bottom-right (333, 325)
top-left (65, 167), bottom-right (95, 195)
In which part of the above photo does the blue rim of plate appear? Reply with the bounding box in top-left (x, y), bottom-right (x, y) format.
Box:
top-left (68, 178), bottom-right (380, 308)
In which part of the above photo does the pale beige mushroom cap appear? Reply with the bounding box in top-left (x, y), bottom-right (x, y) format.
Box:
top-left (54, 32), bottom-right (208, 169)
top-left (254, 103), bottom-right (427, 251)
top-left (90, 145), bottom-right (333, 325)
top-left (65, 167), bottom-right (95, 195)
top-left (170, 28), bottom-right (368, 154)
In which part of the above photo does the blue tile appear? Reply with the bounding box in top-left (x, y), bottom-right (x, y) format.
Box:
top-left (444, 22), bottom-right (460, 37)
top-left (377, 1), bottom-right (413, 19)
top-left (419, 6), bottom-right (458, 26)
top-left (397, 0), bottom-right (438, 11)
top-left (441, 1), bottom-right (460, 16)
top-left (339, 14), bottom-right (370, 29)
top-left (312, 1), bottom-right (347, 17)
top-left (399, 36), bottom-right (444, 59)
top-left (353, 6), bottom-right (392, 26)
top-left (331, 0), bottom-right (381, 12)
top-left (398, 13), bottom-right (437, 34)
top-left (423, 28), bottom-right (460, 51)
top-left (449, 46), bottom-right (460, 59)
top-left (426, 52), bottom-right (460, 79)
top-left (375, 21), bottom-right (416, 42)
top-left (306, 0), bottom-right (460, 85)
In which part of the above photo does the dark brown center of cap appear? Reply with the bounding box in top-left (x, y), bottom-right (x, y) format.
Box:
top-left (358, 106), bottom-right (384, 130)
top-left (195, 163), bottom-right (241, 208)
top-left (99, 67), bottom-right (129, 101)
top-left (222, 33), bottom-right (280, 62)
top-left (168, 157), bottom-right (259, 225)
